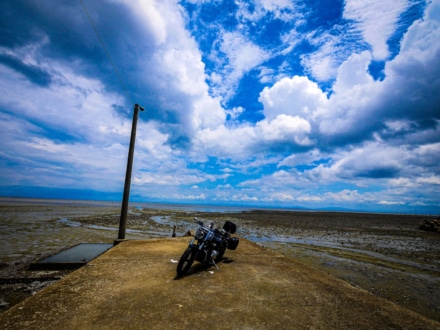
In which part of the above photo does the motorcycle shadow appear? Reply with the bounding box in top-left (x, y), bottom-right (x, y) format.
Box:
top-left (174, 257), bottom-right (234, 280)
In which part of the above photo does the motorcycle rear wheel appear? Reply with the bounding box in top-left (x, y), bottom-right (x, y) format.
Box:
top-left (216, 245), bottom-right (226, 261)
top-left (177, 247), bottom-right (196, 276)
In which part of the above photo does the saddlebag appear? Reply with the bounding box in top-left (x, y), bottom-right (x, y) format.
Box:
top-left (227, 237), bottom-right (239, 250)
top-left (223, 220), bottom-right (237, 234)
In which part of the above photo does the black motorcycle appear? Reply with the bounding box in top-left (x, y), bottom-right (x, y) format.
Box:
top-left (176, 218), bottom-right (239, 277)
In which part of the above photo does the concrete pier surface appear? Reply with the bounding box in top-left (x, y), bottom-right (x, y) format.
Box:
top-left (0, 238), bottom-right (438, 329)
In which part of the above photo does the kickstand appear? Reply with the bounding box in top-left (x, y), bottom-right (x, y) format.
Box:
top-left (211, 259), bottom-right (219, 271)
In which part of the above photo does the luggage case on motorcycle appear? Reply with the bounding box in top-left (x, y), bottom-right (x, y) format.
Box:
top-left (223, 220), bottom-right (237, 234)
top-left (227, 237), bottom-right (239, 250)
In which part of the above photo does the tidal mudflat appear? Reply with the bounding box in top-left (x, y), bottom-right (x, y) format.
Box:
top-left (0, 198), bottom-right (439, 322)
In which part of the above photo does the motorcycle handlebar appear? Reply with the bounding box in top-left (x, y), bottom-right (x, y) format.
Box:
top-left (194, 217), bottom-right (204, 226)
top-left (194, 217), bottom-right (222, 232)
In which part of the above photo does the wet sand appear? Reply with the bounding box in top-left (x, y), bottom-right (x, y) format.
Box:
top-left (0, 200), bottom-right (439, 321)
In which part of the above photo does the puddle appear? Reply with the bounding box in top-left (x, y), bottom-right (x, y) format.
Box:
top-left (57, 218), bottom-right (82, 227)
top-left (29, 243), bottom-right (114, 270)
top-left (37, 243), bottom-right (113, 263)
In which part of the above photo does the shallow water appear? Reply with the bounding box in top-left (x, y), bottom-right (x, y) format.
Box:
top-left (38, 243), bottom-right (113, 263)
top-left (0, 202), bottom-right (171, 265)
top-left (0, 201), bottom-right (247, 266)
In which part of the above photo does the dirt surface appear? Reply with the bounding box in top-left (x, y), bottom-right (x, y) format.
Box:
top-left (200, 210), bottom-right (440, 322)
top-left (1, 205), bottom-right (439, 323)
top-left (1, 238), bottom-right (439, 330)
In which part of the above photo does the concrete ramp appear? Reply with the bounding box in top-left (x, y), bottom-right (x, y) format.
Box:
top-left (0, 238), bottom-right (438, 329)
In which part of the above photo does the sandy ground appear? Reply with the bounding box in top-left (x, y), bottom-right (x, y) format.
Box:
top-left (1, 204), bottom-right (439, 322)
top-left (2, 238), bottom-right (439, 330)
top-left (199, 210), bottom-right (440, 322)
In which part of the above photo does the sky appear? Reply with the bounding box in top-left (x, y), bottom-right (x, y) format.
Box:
top-left (0, 0), bottom-right (439, 214)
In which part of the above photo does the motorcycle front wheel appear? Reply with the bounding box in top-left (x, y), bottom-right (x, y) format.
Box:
top-left (176, 247), bottom-right (196, 276)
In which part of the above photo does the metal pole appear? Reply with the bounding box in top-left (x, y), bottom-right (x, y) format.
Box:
top-left (118, 104), bottom-right (144, 240)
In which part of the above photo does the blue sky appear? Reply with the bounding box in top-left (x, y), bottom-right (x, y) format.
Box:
top-left (0, 0), bottom-right (439, 213)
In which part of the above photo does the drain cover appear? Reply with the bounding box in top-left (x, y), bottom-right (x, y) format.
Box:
top-left (30, 243), bottom-right (113, 270)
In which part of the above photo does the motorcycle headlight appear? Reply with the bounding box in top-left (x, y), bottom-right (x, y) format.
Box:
top-left (195, 228), bottom-right (205, 240)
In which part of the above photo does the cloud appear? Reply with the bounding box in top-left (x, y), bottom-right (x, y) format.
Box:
top-left (343, 0), bottom-right (410, 60)
top-left (409, 142), bottom-right (440, 169)
top-left (0, 66), bottom-right (128, 191)
top-left (124, 0), bottom-right (168, 45)
top-left (297, 194), bottom-right (322, 202)
top-left (333, 51), bottom-right (375, 92)
top-left (256, 114), bottom-right (312, 146)
top-left (133, 172), bottom-right (206, 186)
top-left (195, 124), bottom-right (256, 160)
top-left (278, 149), bottom-right (323, 167)
top-left (6, 0), bottom-right (223, 150)
top-left (327, 143), bottom-right (404, 180)
top-left (0, 0), bottom-right (438, 212)
top-left (0, 39), bottom-right (182, 193)
top-left (259, 75), bottom-right (328, 121)
top-left (300, 27), bottom-right (362, 82)
top-left (314, 0), bottom-right (440, 146)
top-left (221, 31), bottom-right (268, 73)
top-left (0, 53), bottom-right (52, 87)
top-left (194, 112), bottom-right (314, 162)
top-left (236, 0), bottom-right (296, 22)
top-left (324, 189), bottom-right (365, 202)
top-left (382, 0), bottom-right (440, 123)
top-left (378, 200), bottom-right (405, 205)
top-left (208, 30), bottom-right (270, 101)
top-left (194, 0), bottom-right (440, 187)
top-left (315, 51), bottom-right (379, 138)
top-left (126, 2), bottom-right (224, 129)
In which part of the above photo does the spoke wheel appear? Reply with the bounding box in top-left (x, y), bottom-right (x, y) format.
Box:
top-left (177, 247), bottom-right (196, 276)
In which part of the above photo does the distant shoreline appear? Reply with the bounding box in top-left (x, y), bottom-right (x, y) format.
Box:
top-left (0, 196), bottom-right (430, 216)
top-left (0, 197), bottom-right (120, 207)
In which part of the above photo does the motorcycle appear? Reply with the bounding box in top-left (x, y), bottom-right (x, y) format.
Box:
top-left (176, 217), bottom-right (239, 277)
